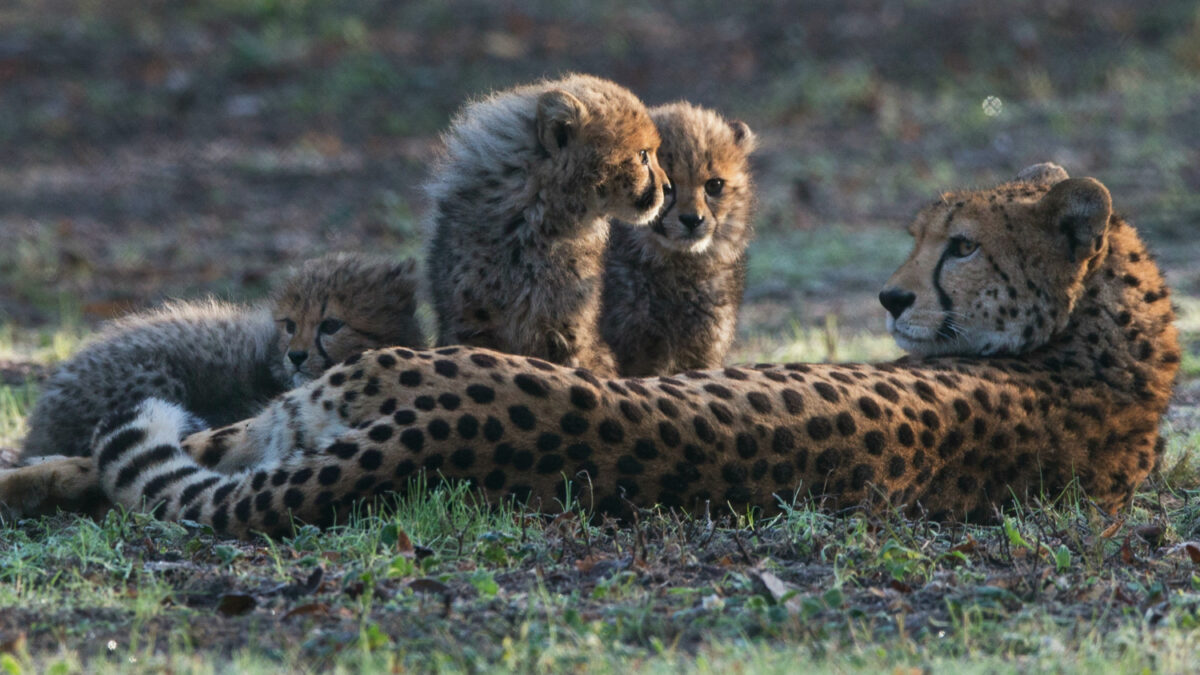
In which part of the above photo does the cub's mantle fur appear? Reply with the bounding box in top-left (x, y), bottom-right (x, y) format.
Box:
top-left (427, 74), bottom-right (670, 375)
top-left (602, 102), bottom-right (758, 376)
top-left (21, 253), bottom-right (422, 460)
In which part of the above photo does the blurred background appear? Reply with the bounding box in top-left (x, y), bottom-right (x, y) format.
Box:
top-left (1, 0), bottom-right (1198, 371)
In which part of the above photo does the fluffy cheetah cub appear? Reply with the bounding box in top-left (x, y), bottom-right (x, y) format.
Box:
top-left (427, 74), bottom-right (671, 376)
top-left (602, 102), bottom-right (757, 376)
top-left (20, 253), bottom-right (424, 460)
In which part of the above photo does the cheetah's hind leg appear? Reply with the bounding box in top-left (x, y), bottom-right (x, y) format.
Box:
top-left (0, 455), bottom-right (109, 521)
top-left (91, 397), bottom-right (221, 517)
top-left (0, 400), bottom-right (209, 523)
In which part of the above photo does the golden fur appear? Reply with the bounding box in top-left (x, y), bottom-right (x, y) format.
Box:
top-left (0, 165), bottom-right (1169, 538)
top-left (602, 103), bottom-right (758, 376)
top-left (426, 74), bottom-right (670, 375)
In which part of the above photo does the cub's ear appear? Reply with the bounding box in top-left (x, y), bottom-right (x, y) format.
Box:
top-left (385, 258), bottom-right (421, 312)
top-left (1016, 162), bottom-right (1069, 185)
top-left (536, 89), bottom-right (589, 156)
top-left (1038, 177), bottom-right (1112, 263)
top-left (728, 120), bottom-right (757, 154)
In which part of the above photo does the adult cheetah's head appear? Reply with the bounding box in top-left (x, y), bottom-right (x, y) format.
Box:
top-left (535, 74), bottom-right (670, 225)
top-left (880, 163), bottom-right (1113, 357)
top-left (646, 102), bottom-right (757, 254)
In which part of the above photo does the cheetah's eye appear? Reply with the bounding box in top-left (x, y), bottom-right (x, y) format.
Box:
top-left (283, 319), bottom-right (297, 335)
top-left (639, 149), bottom-right (650, 165)
top-left (947, 236), bottom-right (979, 258)
top-left (704, 178), bottom-right (725, 197)
top-left (318, 318), bottom-right (344, 335)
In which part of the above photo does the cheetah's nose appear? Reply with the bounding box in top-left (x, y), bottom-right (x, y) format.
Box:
top-left (679, 213), bottom-right (704, 232)
top-left (879, 288), bottom-right (916, 319)
top-left (288, 350), bottom-right (309, 367)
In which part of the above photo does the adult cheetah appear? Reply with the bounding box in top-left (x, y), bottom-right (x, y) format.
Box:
top-left (426, 74), bottom-right (671, 376)
top-left (3, 165), bottom-right (1179, 538)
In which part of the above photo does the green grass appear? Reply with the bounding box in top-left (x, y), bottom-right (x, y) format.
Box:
top-left (2, 315), bottom-right (1199, 672)
top-left (2, 0), bottom-right (1200, 670)
top-left (3, 475), bottom-right (1200, 672)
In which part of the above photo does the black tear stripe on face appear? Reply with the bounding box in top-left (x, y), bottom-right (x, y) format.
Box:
top-left (633, 170), bottom-right (660, 213)
top-left (315, 332), bottom-right (333, 367)
top-left (933, 207), bottom-right (960, 342)
top-left (354, 326), bottom-right (389, 344)
top-left (649, 191), bottom-right (677, 237)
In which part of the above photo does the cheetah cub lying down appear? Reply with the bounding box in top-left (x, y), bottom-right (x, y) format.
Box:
top-left (4, 253), bottom-right (423, 516)
top-left (602, 102), bottom-right (758, 376)
top-left (427, 74), bottom-right (671, 376)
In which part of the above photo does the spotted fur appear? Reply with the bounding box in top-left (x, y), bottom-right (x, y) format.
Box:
top-left (426, 74), bottom-right (671, 376)
top-left (18, 253), bottom-right (424, 464)
top-left (602, 103), bottom-right (757, 376)
top-left (5, 167), bottom-right (1177, 538)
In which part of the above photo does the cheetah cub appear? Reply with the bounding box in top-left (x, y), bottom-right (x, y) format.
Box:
top-left (20, 253), bottom-right (424, 459)
top-left (427, 73), bottom-right (671, 376)
top-left (601, 102), bottom-right (758, 376)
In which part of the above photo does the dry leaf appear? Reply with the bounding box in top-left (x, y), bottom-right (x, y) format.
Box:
top-left (1185, 543), bottom-right (1200, 565)
top-left (216, 593), bottom-right (256, 616)
top-left (888, 579), bottom-right (914, 594)
top-left (1135, 524), bottom-right (1166, 547)
top-left (574, 554), bottom-right (605, 574)
top-left (749, 570), bottom-right (792, 603)
top-left (1120, 536), bottom-right (1135, 564)
top-left (282, 603), bottom-right (330, 621)
top-left (409, 578), bottom-right (451, 595)
top-left (949, 536), bottom-right (978, 555)
top-left (396, 529), bottom-right (414, 554)
top-left (1100, 519), bottom-right (1125, 539)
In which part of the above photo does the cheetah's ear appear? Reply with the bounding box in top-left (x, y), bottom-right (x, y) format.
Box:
top-left (536, 89), bottom-right (589, 156)
top-left (1038, 177), bottom-right (1112, 264)
top-left (1016, 162), bottom-right (1069, 185)
top-left (728, 120), bottom-right (757, 154)
top-left (384, 258), bottom-right (420, 312)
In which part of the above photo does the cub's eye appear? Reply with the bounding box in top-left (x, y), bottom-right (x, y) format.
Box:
top-left (704, 178), bottom-right (725, 197)
top-left (318, 318), bottom-right (344, 335)
top-left (283, 319), bottom-right (297, 335)
top-left (948, 236), bottom-right (979, 258)
top-left (639, 149), bottom-right (650, 165)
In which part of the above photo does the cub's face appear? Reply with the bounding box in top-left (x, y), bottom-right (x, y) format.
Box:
top-left (273, 254), bottom-right (424, 385)
top-left (647, 104), bottom-right (756, 253)
top-left (536, 84), bottom-right (670, 226)
top-left (274, 299), bottom-right (389, 385)
top-left (592, 124), bottom-right (670, 226)
top-left (880, 172), bottom-right (1112, 357)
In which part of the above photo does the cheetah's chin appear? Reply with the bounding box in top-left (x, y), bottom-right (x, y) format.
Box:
top-left (654, 232), bottom-right (714, 254)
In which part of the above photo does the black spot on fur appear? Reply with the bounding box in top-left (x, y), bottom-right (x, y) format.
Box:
top-left (806, 416), bottom-right (833, 441)
top-left (693, 416), bottom-right (717, 444)
top-left (599, 419), bottom-right (625, 443)
top-left (508, 405), bottom-right (536, 430)
top-left (569, 386), bottom-right (599, 410)
top-left (814, 382), bottom-right (840, 403)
